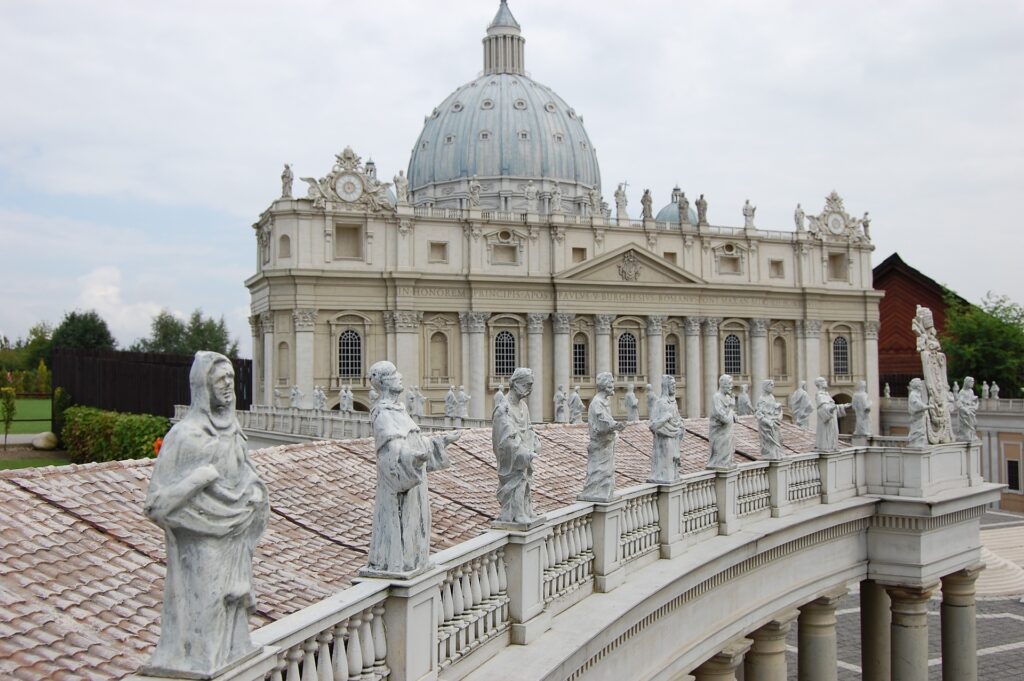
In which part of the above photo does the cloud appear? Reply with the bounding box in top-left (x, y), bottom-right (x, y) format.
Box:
top-left (75, 267), bottom-right (166, 345)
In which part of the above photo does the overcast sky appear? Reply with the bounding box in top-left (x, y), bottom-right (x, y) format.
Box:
top-left (1, 0), bottom-right (1021, 357)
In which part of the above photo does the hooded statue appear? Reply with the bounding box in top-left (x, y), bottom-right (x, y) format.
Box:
top-left (143, 352), bottom-right (269, 678)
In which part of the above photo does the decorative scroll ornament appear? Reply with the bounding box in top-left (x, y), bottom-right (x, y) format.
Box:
top-left (911, 305), bottom-right (954, 444)
top-left (298, 146), bottom-right (396, 215)
top-left (617, 251), bottom-right (642, 282)
top-left (805, 191), bottom-right (868, 242)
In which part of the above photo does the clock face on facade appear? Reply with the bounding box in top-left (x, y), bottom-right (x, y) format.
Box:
top-left (827, 213), bottom-right (845, 235)
top-left (335, 173), bottom-right (363, 202)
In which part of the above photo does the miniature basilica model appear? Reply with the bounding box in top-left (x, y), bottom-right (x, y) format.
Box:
top-left (247, 1), bottom-right (880, 425)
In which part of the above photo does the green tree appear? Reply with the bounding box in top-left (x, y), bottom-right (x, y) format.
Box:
top-left (942, 292), bottom-right (1024, 398)
top-left (130, 310), bottom-right (188, 354)
top-left (0, 387), bottom-right (15, 449)
top-left (131, 309), bottom-right (238, 358)
top-left (50, 311), bottom-right (116, 353)
top-left (22, 322), bottom-right (53, 369)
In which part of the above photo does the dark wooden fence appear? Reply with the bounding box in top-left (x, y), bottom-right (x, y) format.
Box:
top-left (51, 348), bottom-right (252, 418)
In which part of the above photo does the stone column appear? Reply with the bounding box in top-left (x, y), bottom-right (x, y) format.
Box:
top-left (459, 313), bottom-right (470, 390)
top-left (463, 311), bottom-right (489, 420)
top-left (393, 311), bottom-right (423, 391)
top-left (864, 321), bottom-right (881, 434)
top-left (526, 313), bottom-right (547, 422)
top-left (745, 612), bottom-right (797, 681)
top-left (595, 314), bottom-right (614, 377)
top-left (692, 638), bottom-right (752, 681)
top-left (249, 315), bottom-right (260, 400)
top-left (803, 320), bottom-right (822, 412)
top-left (293, 309), bottom-right (317, 408)
top-left (646, 315), bottom-right (665, 386)
top-left (552, 313), bottom-right (574, 404)
top-left (702, 317), bottom-right (721, 416)
top-left (860, 579), bottom-right (891, 681)
top-left (941, 566), bottom-right (982, 681)
top-left (260, 313), bottom-right (275, 406)
top-left (684, 317), bottom-right (703, 418)
top-left (750, 318), bottom-right (769, 401)
top-left (886, 584), bottom-right (937, 681)
top-left (797, 588), bottom-right (846, 681)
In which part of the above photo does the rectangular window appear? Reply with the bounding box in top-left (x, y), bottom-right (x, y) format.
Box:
top-left (769, 259), bottom-right (785, 278)
top-left (334, 225), bottom-right (363, 259)
top-left (828, 253), bottom-right (848, 280)
top-left (492, 244), bottom-right (517, 265)
top-left (429, 241), bottom-right (449, 263)
top-left (573, 341), bottom-right (587, 377)
top-left (572, 247), bottom-right (587, 263)
top-left (719, 255), bottom-right (740, 274)
top-left (665, 342), bottom-right (678, 375)
top-left (663, 251), bottom-right (677, 264)
top-left (1008, 459), bottom-right (1021, 492)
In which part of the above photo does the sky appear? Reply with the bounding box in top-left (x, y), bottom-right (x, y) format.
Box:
top-left (1, 0), bottom-right (1021, 358)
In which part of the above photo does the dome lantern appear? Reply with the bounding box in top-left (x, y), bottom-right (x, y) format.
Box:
top-left (483, 1), bottom-right (525, 76)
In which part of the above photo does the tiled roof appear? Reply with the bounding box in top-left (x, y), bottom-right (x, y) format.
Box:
top-left (0, 419), bottom-right (815, 680)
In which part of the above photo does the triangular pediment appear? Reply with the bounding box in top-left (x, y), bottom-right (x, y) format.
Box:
top-left (555, 244), bottom-right (705, 285)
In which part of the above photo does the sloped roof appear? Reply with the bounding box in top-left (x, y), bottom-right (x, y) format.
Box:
top-left (872, 252), bottom-right (968, 306)
top-left (0, 419), bottom-right (816, 680)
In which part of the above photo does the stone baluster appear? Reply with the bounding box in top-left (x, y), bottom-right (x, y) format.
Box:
top-left (284, 643), bottom-right (302, 681)
top-left (359, 609), bottom-right (374, 678)
top-left (332, 621), bottom-right (349, 681)
top-left (269, 651), bottom-right (287, 681)
top-left (315, 630), bottom-right (332, 680)
top-left (346, 614), bottom-right (363, 680)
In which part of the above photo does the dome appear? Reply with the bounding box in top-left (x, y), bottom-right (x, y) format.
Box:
top-left (655, 186), bottom-right (698, 224)
top-left (407, 2), bottom-right (602, 210)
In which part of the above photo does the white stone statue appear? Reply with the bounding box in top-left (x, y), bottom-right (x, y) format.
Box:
top-left (494, 383), bottom-right (506, 408)
top-left (624, 383), bottom-right (640, 422)
top-left (911, 305), bottom-right (954, 443)
top-left (456, 385), bottom-right (471, 418)
top-left (468, 175), bottom-right (482, 207)
top-left (755, 378), bottom-right (784, 460)
top-left (553, 384), bottom-right (567, 423)
top-left (588, 187), bottom-right (601, 214)
top-left (581, 372), bottom-right (625, 501)
top-left (524, 180), bottom-right (538, 213)
top-left (491, 368), bottom-right (539, 524)
top-left (907, 378), bottom-right (929, 447)
top-left (736, 384), bottom-right (753, 416)
top-left (568, 386), bottom-right (584, 424)
top-left (404, 387), bottom-right (417, 415)
top-left (414, 386), bottom-right (426, 418)
top-left (445, 385), bottom-right (457, 418)
top-left (814, 377), bottom-right (849, 452)
top-left (742, 199), bottom-right (756, 228)
top-left (281, 163), bottom-right (293, 199)
top-left (883, 383), bottom-right (891, 399)
top-left (788, 381), bottom-right (813, 428)
top-left (341, 386), bottom-right (354, 415)
top-left (614, 182), bottom-right (628, 222)
top-left (368, 387), bottom-right (380, 408)
top-left (794, 203), bottom-right (805, 232)
top-left (982, 381), bottom-right (990, 399)
top-left (551, 184), bottom-right (563, 213)
top-left (851, 380), bottom-right (872, 437)
top-left (365, 361), bottom-right (460, 576)
top-left (394, 170), bottom-right (409, 205)
top-left (143, 352), bottom-right (269, 678)
top-left (649, 375), bottom-right (684, 482)
top-left (645, 383), bottom-right (655, 418)
top-left (952, 380), bottom-right (960, 397)
top-left (289, 384), bottom-right (303, 409)
top-left (861, 212), bottom-right (871, 241)
top-left (678, 191), bottom-right (691, 225)
top-left (313, 385), bottom-right (326, 411)
top-left (641, 189), bottom-right (653, 219)
top-left (696, 194), bottom-right (708, 226)
top-left (956, 376), bottom-right (979, 442)
top-left (707, 374), bottom-right (738, 469)
top-left (992, 382), bottom-right (1000, 400)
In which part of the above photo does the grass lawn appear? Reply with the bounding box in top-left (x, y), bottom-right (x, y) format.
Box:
top-left (0, 455), bottom-right (70, 470)
top-left (6, 398), bottom-right (51, 434)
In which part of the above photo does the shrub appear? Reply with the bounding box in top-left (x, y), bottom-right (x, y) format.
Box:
top-left (62, 406), bottom-right (169, 463)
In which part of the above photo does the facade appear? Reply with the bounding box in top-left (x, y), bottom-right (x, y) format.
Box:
top-left (246, 2), bottom-right (881, 427)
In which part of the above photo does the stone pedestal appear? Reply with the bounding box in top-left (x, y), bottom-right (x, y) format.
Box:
top-left (797, 588), bottom-right (846, 681)
top-left (886, 584), bottom-right (937, 681)
top-left (364, 568), bottom-right (446, 681)
top-left (860, 579), bottom-right (891, 681)
top-left (589, 497), bottom-right (627, 592)
top-left (941, 566), bottom-right (982, 681)
top-left (501, 523), bottom-right (554, 644)
top-left (744, 612), bottom-right (797, 681)
top-left (692, 638), bottom-right (752, 681)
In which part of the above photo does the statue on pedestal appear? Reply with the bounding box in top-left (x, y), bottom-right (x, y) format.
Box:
top-left (524, 180), bottom-right (538, 213)
top-left (814, 377), bottom-right (849, 452)
top-left (982, 381), bottom-right (991, 399)
top-left (788, 380), bottom-right (812, 428)
top-left (736, 384), bottom-right (753, 416)
top-left (696, 194), bottom-right (709, 226)
top-left (614, 182), bottom-right (628, 223)
top-left (457, 385), bottom-right (471, 418)
top-left (491, 368), bottom-right (539, 524)
top-left (313, 385), bottom-right (327, 411)
top-left (649, 375), bottom-right (684, 482)
top-left (645, 383), bottom-right (655, 418)
top-left (553, 384), bottom-right (567, 423)
top-left (678, 191), bottom-right (691, 225)
top-left (907, 378), bottom-right (929, 447)
top-left (861, 212), bottom-right (871, 241)
top-left (992, 382), bottom-right (1000, 400)
top-left (707, 374), bottom-right (738, 469)
top-left (289, 384), bottom-right (303, 409)
top-left (551, 184), bottom-right (564, 213)
top-left (851, 380), bottom-right (872, 436)
top-left (742, 199), bottom-right (756, 228)
top-left (581, 372), bottom-right (625, 500)
top-left (468, 175), bottom-right (482, 207)
top-left (624, 383), bottom-right (640, 422)
top-left (956, 376), bottom-right (979, 442)
top-left (755, 379), bottom-right (784, 460)
top-left (568, 386), bottom-right (584, 424)
top-left (364, 361), bottom-right (460, 575)
top-left (911, 305), bottom-right (954, 443)
top-left (394, 170), bottom-right (409, 205)
top-left (281, 164), bottom-right (293, 199)
top-left (641, 189), bottom-right (653, 219)
top-left (952, 381), bottom-right (960, 397)
top-left (445, 385), bottom-right (457, 418)
top-left (414, 387), bottom-right (426, 418)
top-left (143, 352), bottom-right (269, 678)
top-left (883, 383), bottom-right (891, 399)
top-left (794, 203), bottom-right (805, 231)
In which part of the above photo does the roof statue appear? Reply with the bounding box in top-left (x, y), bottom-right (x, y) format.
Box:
top-left (492, 368), bottom-right (540, 525)
top-left (911, 305), bottom-right (954, 443)
top-left (580, 372), bottom-right (625, 501)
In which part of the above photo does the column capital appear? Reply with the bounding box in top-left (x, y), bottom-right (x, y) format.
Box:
top-left (694, 638), bottom-right (753, 677)
top-left (526, 312), bottom-right (548, 333)
top-left (864, 320), bottom-right (880, 340)
top-left (292, 308), bottom-right (318, 331)
top-left (940, 565), bottom-right (983, 606)
top-left (750, 318), bottom-right (770, 337)
top-left (796, 319), bottom-right (822, 339)
top-left (260, 311), bottom-right (275, 334)
top-left (249, 314), bottom-right (261, 335)
top-left (391, 310), bottom-right (424, 331)
top-left (750, 610), bottom-right (799, 641)
top-left (646, 315), bottom-right (666, 334)
top-left (594, 314), bottom-right (615, 334)
top-left (552, 312), bottom-right (575, 334)
top-left (702, 316), bottom-right (722, 337)
top-left (459, 311), bottom-right (490, 333)
top-left (684, 316), bottom-right (703, 336)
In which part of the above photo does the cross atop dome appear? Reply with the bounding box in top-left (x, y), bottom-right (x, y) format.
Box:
top-left (484, 1), bottom-right (525, 75)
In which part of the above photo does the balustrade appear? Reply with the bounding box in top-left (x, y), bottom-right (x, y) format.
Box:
top-left (787, 455), bottom-right (822, 503)
top-left (735, 466), bottom-right (770, 517)
top-left (681, 475), bottom-right (719, 536)
top-left (542, 510), bottom-right (594, 603)
top-left (619, 490), bottom-right (661, 564)
top-left (436, 547), bottom-right (510, 669)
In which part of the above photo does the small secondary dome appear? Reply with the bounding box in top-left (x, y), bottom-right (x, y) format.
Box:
top-left (656, 186), bottom-right (699, 224)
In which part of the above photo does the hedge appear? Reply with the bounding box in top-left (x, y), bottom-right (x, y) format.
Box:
top-left (62, 406), bottom-right (169, 463)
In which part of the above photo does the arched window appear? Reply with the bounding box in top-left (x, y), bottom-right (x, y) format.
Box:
top-left (664, 334), bottom-right (679, 376)
top-left (338, 330), bottom-right (362, 377)
top-left (572, 333), bottom-right (588, 377)
top-left (429, 332), bottom-right (449, 379)
top-left (618, 332), bottom-right (637, 375)
top-left (832, 336), bottom-right (850, 376)
top-left (724, 334), bottom-right (742, 375)
top-left (772, 337), bottom-right (787, 377)
top-left (278, 234), bottom-right (291, 258)
top-left (276, 342), bottom-right (290, 383)
top-left (494, 330), bottom-right (516, 376)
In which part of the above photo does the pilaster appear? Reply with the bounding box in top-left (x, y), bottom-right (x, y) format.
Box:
top-left (864, 321), bottom-right (880, 434)
top-left (293, 309), bottom-right (317, 408)
top-left (594, 314), bottom-right (614, 378)
top-left (260, 312), bottom-right (275, 406)
top-left (684, 316), bottom-right (703, 418)
top-left (552, 313), bottom-right (574, 408)
top-left (526, 313), bottom-right (547, 422)
top-left (750, 318), bottom-right (769, 402)
top-left (646, 315), bottom-right (665, 386)
top-left (702, 317), bottom-right (721, 416)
